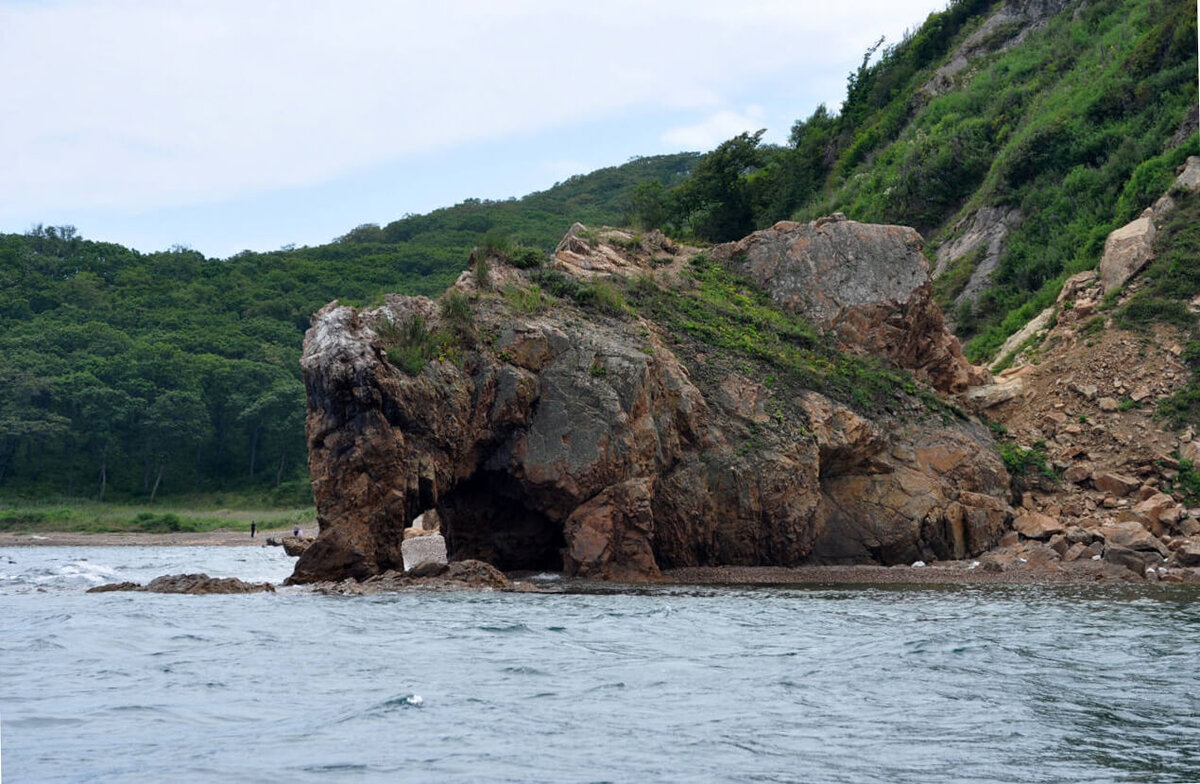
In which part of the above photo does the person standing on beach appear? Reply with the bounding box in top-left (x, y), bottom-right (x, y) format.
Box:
top-left (250, 522), bottom-right (257, 539)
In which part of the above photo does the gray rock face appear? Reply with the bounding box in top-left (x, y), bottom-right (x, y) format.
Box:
top-left (935, 206), bottom-right (1022, 324)
top-left (712, 216), bottom-right (979, 393)
top-left (921, 0), bottom-right (1076, 96)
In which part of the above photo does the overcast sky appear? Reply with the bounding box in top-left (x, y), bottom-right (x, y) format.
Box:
top-left (0, 0), bottom-right (945, 258)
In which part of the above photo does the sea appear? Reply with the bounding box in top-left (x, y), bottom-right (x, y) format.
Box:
top-left (1, 545), bottom-right (1198, 783)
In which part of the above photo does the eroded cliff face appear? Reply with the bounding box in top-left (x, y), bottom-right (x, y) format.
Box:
top-left (290, 224), bottom-right (1011, 584)
top-left (712, 215), bottom-right (985, 394)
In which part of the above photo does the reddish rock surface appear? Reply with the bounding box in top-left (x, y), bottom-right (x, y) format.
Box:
top-left (289, 223), bottom-right (1013, 584)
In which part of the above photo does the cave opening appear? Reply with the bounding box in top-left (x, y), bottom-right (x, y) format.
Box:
top-left (436, 471), bottom-right (565, 572)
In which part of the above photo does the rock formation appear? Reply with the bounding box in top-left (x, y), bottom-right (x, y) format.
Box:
top-left (281, 535), bottom-right (315, 556)
top-left (711, 214), bottom-right (985, 393)
top-left (289, 221), bottom-right (1013, 584)
top-left (88, 574), bottom-right (276, 594)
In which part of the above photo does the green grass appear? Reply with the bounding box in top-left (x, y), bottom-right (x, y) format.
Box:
top-left (0, 496), bottom-right (313, 534)
top-left (622, 254), bottom-right (956, 417)
top-left (503, 282), bottom-right (550, 314)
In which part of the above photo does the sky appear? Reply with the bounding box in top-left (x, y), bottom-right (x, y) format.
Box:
top-left (0, 0), bottom-right (946, 258)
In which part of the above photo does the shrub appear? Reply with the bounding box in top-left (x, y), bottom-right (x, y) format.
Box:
top-left (440, 290), bottom-right (475, 342)
top-left (133, 512), bottom-right (187, 533)
top-left (472, 253), bottom-right (491, 291)
top-left (998, 439), bottom-right (1055, 479)
top-left (510, 246), bottom-right (544, 269)
top-left (377, 315), bottom-right (438, 376)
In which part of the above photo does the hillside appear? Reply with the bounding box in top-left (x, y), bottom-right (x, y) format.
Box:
top-left (0, 154), bottom-right (697, 503)
top-left (632, 0), bottom-right (1197, 361)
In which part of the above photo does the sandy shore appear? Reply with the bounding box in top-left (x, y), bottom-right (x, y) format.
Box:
top-left (0, 528), bottom-right (302, 548)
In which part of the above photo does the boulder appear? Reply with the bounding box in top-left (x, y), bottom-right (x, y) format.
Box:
top-left (86, 581), bottom-right (141, 593)
top-left (1100, 209), bottom-right (1156, 293)
top-left (1173, 543), bottom-right (1200, 567)
top-left (1093, 472), bottom-right (1141, 497)
top-left (1132, 492), bottom-right (1177, 532)
top-left (1099, 521), bottom-right (1169, 558)
top-left (1014, 511), bottom-right (1064, 540)
top-left (1103, 544), bottom-right (1148, 577)
top-left (1062, 465), bottom-right (1091, 485)
top-left (406, 560), bottom-right (448, 578)
top-left (281, 536), bottom-right (315, 557)
top-left (967, 377), bottom-right (1024, 408)
top-left (711, 216), bottom-right (976, 394)
top-left (401, 533), bottom-right (448, 573)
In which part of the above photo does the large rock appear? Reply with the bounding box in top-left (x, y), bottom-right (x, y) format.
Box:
top-left (289, 225), bottom-right (1012, 584)
top-left (1097, 158), bottom-right (1200, 294)
top-left (711, 215), bottom-right (976, 394)
top-left (1099, 521), bottom-right (1169, 558)
top-left (1100, 210), bottom-right (1156, 293)
top-left (1093, 471), bottom-right (1141, 497)
top-left (1014, 511), bottom-right (1064, 540)
top-left (88, 574), bottom-right (276, 594)
top-left (401, 533), bottom-right (448, 572)
top-left (281, 535), bottom-right (315, 557)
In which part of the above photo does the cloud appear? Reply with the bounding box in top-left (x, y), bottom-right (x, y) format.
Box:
top-left (660, 107), bottom-right (767, 151)
top-left (0, 0), bottom-right (943, 220)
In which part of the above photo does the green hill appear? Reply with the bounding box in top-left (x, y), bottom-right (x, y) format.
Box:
top-left (0, 154), bottom-right (697, 502)
top-left (632, 0), bottom-right (1197, 360)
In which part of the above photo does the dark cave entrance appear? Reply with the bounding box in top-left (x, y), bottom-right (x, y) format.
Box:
top-left (435, 472), bottom-right (565, 572)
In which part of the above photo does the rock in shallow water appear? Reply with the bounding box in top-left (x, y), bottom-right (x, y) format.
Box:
top-left (88, 574), bottom-right (276, 594)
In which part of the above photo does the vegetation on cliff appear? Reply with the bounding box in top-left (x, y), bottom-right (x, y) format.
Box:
top-left (630, 0), bottom-right (1197, 360)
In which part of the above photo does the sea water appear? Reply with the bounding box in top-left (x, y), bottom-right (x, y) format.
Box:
top-left (1, 546), bottom-right (1198, 783)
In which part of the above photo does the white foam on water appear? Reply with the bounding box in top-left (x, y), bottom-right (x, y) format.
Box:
top-left (58, 560), bottom-right (121, 584)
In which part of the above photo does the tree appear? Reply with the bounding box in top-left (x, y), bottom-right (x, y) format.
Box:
top-left (142, 390), bottom-right (208, 502)
top-left (675, 130), bottom-right (767, 242)
top-left (0, 368), bottom-right (69, 486)
top-left (238, 377), bottom-right (306, 486)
